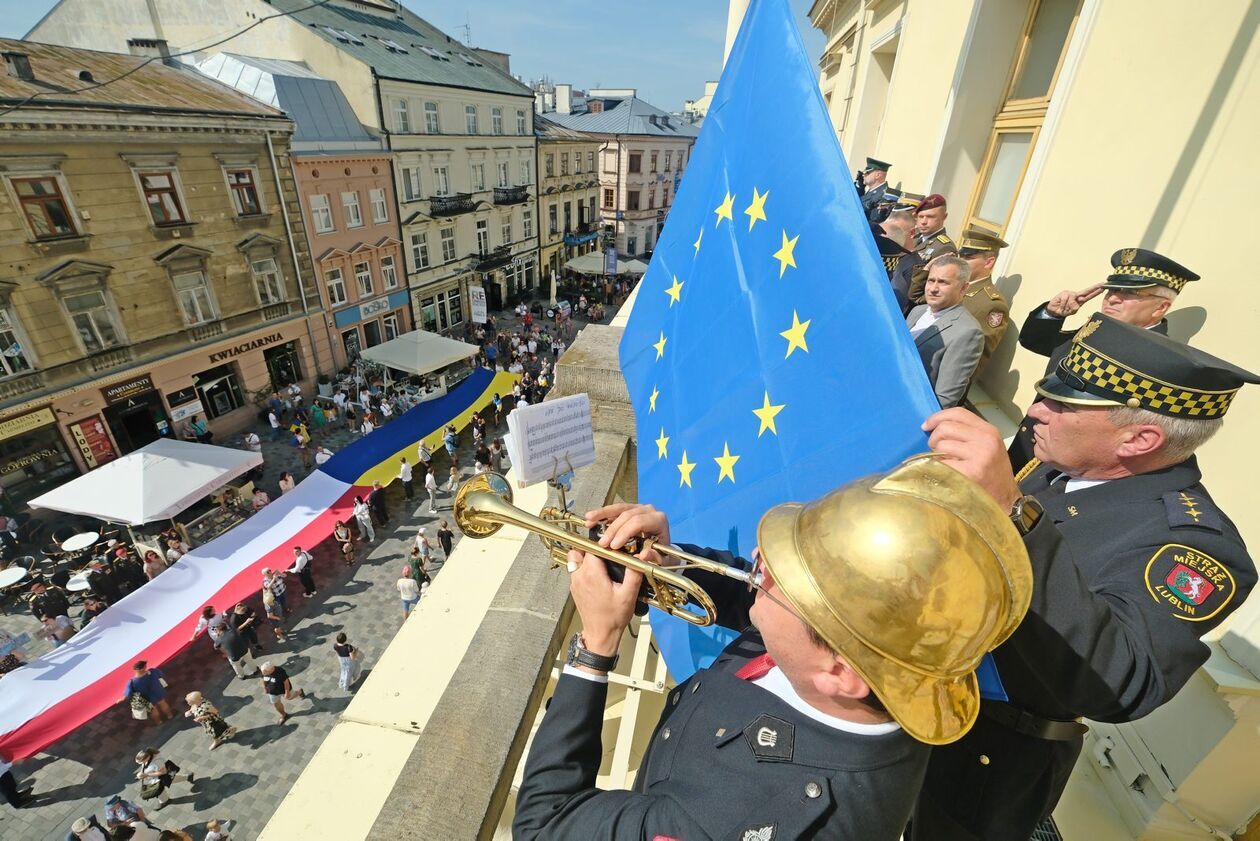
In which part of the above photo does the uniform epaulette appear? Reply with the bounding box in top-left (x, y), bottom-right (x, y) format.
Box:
top-left (986, 287), bottom-right (1003, 301)
top-left (936, 234), bottom-right (950, 243)
top-left (1163, 490), bottom-right (1223, 532)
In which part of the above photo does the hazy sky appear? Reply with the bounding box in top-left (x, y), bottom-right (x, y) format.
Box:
top-left (4, 0), bottom-right (826, 112)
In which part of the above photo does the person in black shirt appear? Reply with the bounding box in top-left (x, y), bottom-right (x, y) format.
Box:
top-left (80, 596), bottom-right (108, 629)
top-left (230, 603), bottom-right (263, 653)
top-left (367, 480), bottom-right (389, 526)
top-left (27, 581), bottom-right (70, 621)
top-left (436, 521), bottom-right (455, 561)
top-left (85, 560), bottom-right (122, 604)
top-left (259, 662), bottom-right (307, 724)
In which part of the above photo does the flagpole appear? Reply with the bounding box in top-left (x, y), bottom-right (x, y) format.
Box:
top-left (724, 0), bottom-right (752, 65)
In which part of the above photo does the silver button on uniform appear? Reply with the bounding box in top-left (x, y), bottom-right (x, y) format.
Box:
top-left (805, 782), bottom-right (822, 799)
top-left (661, 727), bottom-right (671, 740)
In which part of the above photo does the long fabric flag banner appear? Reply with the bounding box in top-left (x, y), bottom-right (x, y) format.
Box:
top-left (0, 368), bottom-right (515, 761)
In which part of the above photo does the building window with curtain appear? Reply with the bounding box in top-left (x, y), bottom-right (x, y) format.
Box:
top-left (173, 270), bottom-right (217, 325)
top-left (381, 255), bottom-right (398, 289)
top-left (411, 233), bottom-right (430, 269)
top-left (251, 258), bottom-right (286, 305)
top-left (370, 188), bottom-right (389, 223)
top-left (342, 191), bottom-right (363, 228)
top-left (354, 261), bottom-right (373, 296)
top-left (64, 290), bottom-right (123, 353)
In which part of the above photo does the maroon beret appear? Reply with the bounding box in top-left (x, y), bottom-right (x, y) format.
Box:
top-left (916, 193), bottom-right (947, 213)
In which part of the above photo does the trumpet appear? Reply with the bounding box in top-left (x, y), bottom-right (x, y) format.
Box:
top-left (453, 472), bottom-right (756, 626)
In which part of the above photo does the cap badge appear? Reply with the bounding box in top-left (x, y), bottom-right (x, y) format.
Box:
top-left (1074, 319), bottom-right (1102, 342)
top-left (1120, 248), bottom-right (1137, 265)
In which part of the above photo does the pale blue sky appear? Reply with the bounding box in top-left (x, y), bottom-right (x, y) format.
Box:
top-left (3, 0), bottom-right (825, 112)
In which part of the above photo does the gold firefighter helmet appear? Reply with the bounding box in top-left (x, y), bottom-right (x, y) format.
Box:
top-left (756, 454), bottom-right (1032, 745)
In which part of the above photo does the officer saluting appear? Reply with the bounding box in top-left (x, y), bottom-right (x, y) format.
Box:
top-left (858, 157), bottom-right (892, 221)
top-left (513, 458), bottom-right (1032, 841)
top-left (918, 315), bottom-right (1258, 841)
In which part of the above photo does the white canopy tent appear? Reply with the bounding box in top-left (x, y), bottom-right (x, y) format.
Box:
top-left (358, 329), bottom-right (479, 376)
top-left (28, 439), bottom-right (262, 526)
top-left (563, 252), bottom-right (650, 276)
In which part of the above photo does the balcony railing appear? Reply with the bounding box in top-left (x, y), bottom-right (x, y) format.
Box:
top-left (429, 193), bottom-right (476, 217)
top-left (0, 371), bottom-right (45, 402)
top-left (262, 301), bottom-right (293, 321)
top-left (473, 245), bottom-right (513, 271)
top-left (88, 346), bottom-right (133, 373)
top-left (493, 185), bottom-right (528, 205)
top-left (186, 321), bottom-right (227, 342)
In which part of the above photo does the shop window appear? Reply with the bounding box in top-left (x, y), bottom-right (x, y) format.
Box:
top-left (137, 170), bottom-right (188, 226)
top-left (383, 312), bottom-right (400, 341)
top-left (381, 254), bottom-right (399, 289)
top-left (492, 106), bottom-right (503, 135)
top-left (363, 318), bottom-right (383, 348)
top-left (194, 364), bottom-right (246, 419)
top-left (420, 296), bottom-right (438, 332)
top-left (342, 327), bottom-right (361, 361)
top-left (424, 102), bottom-right (440, 134)
top-left (225, 168), bottom-right (262, 216)
top-left (447, 289), bottom-right (463, 326)
top-left (440, 227), bottom-right (457, 262)
top-left (173, 270), bottom-right (217, 325)
top-left (65, 290), bottom-right (123, 353)
top-left (0, 418), bottom-right (77, 509)
top-left (310, 194), bottom-right (334, 233)
top-left (370, 188), bottom-right (389, 223)
top-left (342, 191), bottom-right (364, 228)
top-left (436, 291), bottom-right (449, 330)
top-left (251, 258), bottom-right (286, 305)
top-left (0, 309), bottom-right (33, 377)
top-left (354, 261), bottom-right (374, 297)
top-left (325, 267), bottom-right (347, 306)
top-left (264, 341), bottom-right (303, 388)
top-left (10, 175), bottom-right (79, 239)
top-left (411, 233), bottom-right (430, 269)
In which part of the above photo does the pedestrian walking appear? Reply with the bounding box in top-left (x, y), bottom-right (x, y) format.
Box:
top-left (397, 567), bottom-right (420, 619)
top-left (333, 632), bottom-right (362, 691)
top-left (68, 815), bottom-right (108, 840)
top-left (424, 469), bottom-right (439, 513)
top-left (184, 692), bottom-right (236, 751)
top-left (277, 472), bottom-right (295, 495)
top-left (437, 521), bottom-right (454, 561)
top-left (492, 393), bottom-right (503, 426)
top-left (268, 410), bottom-right (282, 440)
top-left (417, 440), bottom-right (432, 476)
top-left (262, 568), bottom-right (287, 615)
top-left (261, 588), bottom-right (286, 641)
top-left (445, 466), bottom-right (460, 493)
top-left (314, 445), bottom-right (333, 466)
top-left (189, 605), bottom-right (217, 642)
top-left (489, 439), bottom-right (506, 473)
top-left (259, 662), bottom-right (308, 724)
top-left (333, 521), bottom-right (356, 567)
top-left (135, 747), bottom-right (193, 810)
top-left (368, 480), bottom-right (389, 526)
top-left (288, 546), bottom-right (316, 597)
top-left (352, 495), bottom-right (375, 542)
top-left (443, 425), bottom-right (459, 467)
top-left (399, 457), bottom-right (414, 500)
top-left (209, 618), bottom-right (257, 679)
top-left (414, 528), bottom-right (432, 569)
top-left (230, 603), bottom-right (263, 653)
top-left (104, 793), bottom-right (149, 831)
top-left (121, 660), bottom-right (173, 722)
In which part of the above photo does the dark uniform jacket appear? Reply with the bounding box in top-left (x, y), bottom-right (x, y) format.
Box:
top-left (29, 586), bottom-right (71, 620)
top-left (913, 457), bottom-right (1256, 841)
top-left (906, 230), bottom-right (958, 305)
top-left (860, 183), bottom-right (884, 221)
top-left (889, 253), bottom-right (923, 317)
top-left (514, 549), bottom-right (929, 841)
top-left (1008, 306), bottom-right (1170, 469)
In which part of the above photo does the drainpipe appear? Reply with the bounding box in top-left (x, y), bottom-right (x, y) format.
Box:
top-left (265, 131), bottom-right (326, 378)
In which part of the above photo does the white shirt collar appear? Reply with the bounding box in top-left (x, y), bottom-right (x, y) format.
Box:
top-left (1064, 477), bottom-right (1110, 493)
top-left (751, 666), bottom-right (901, 735)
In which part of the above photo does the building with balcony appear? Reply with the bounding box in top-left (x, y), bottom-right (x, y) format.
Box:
top-left (535, 111), bottom-right (602, 303)
top-left (0, 38), bottom-right (324, 512)
top-left (29, 0), bottom-right (540, 334)
top-left (541, 87), bottom-right (698, 259)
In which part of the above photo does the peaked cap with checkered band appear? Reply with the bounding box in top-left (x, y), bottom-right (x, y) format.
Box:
top-left (1104, 247), bottom-right (1199, 293)
top-left (1035, 314), bottom-right (1259, 418)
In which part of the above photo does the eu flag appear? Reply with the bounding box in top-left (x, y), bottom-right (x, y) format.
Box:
top-left (618, 0), bottom-right (939, 679)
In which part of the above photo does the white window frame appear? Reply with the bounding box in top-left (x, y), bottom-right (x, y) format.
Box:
top-left (501, 215), bottom-right (512, 246)
top-left (0, 309), bottom-right (34, 377)
top-left (433, 166), bottom-right (450, 197)
top-left (369, 188), bottom-right (389, 223)
top-left (354, 261), bottom-right (374, 297)
top-left (402, 167), bottom-right (422, 201)
top-left (470, 162), bottom-right (485, 192)
top-left (309, 194), bottom-right (334, 233)
top-left (491, 106), bottom-right (503, 135)
top-left (516, 109), bottom-right (526, 134)
top-left (383, 312), bottom-right (401, 341)
top-left (520, 160), bottom-right (530, 185)
top-left (393, 98), bottom-right (411, 133)
top-left (664, 150), bottom-right (673, 171)
top-left (440, 227), bottom-right (457, 262)
top-left (522, 208), bottom-right (533, 239)
top-left (410, 232), bottom-right (430, 269)
top-left (465, 104), bottom-right (478, 134)
top-left (497, 161), bottom-right (509, 189)
top-left (476, 218), bottom-right (489, 254)
top-left (342, 191), bottom-right (364, 228)
top-left (251, 257), bottom-right (287, 306)
top-left (325, 266), bottom-right (347, 306)
top-left (381, 254), bottom-right (399, 289)
top-left (424, 101), bottom-right (440, 133)
top-left (63, 289), bottom-right (125, 354)
top-left (172, 269), bottom-right (217, 325)
top-left (561, 153), bottom-right (569, 175)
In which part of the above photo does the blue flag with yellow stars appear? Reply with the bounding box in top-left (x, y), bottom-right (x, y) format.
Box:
top-left (618, 0), bottom-right (939, 681)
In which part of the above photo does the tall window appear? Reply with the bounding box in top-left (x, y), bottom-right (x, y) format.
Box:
top-left (424, 101), bottom-right (440, 133)
top-left (226, 169), bottom-right (262, 215)
top-left (65, 290), bottom-right (122, 352)
top-left (381, 254), bottom-right (398, 289)
top-left (664, 151), bottom-right (673, 171)
top-left (383, 312), bottom-right (400, 340)
top-left (497, 161), bottom-right (510, 188)
top-left (522, 208), bottom-right (533, 239)
top-left (326, 267), bottom-right (347, 305)
top-left (251, 258), bottom-right (286, 304)
top-left (603, 188), bottom-right (615, 209)
top-left (354, 261), bottom-right (374, 296)
top-left (401, 167), bottom-right (420, 201)
top-left (440, 227), bottom-right (457, 262)
top-left (548, 204), bottom-right (558, 235)
top-left (0, 310), bottom-right (32, 376)
top-left (520, 160), bottom-right (530, 185)
top-left (627, 191), bottom-right (640, 211)
top-left (574, 153), bottom-right (583, 174)
top-left (516, 109), bottom-right (526, 134)
top-left (465, 104), bottom-right (479, 134)
top-left (12, 176), bottom-right (78, 239)
top-left (561, 153), bottom-right (569, 175)
top-left (475, 219), bottom-right (489, 254)
top-left (370, 188), bottom-right (389, 223)
top-left (545, 154), bottom-right (554, 177)
top-left (587, 151), bottom-right (595, 171)
top-left (492, 107), bottom-right (503, 135)
top-left (662, 184), bottom-right (671, 206)
top-left (138, 170), bottom-right (187, 225)
top-left (432, 167), bottom-right (450, 196)
top-left (648, 188), bottom-right (656, 210)
top-left (411, 232), bottom-right (430, 269)
top-left (447, 289), bottom-right (463, 326)
top-left (966, 0), bottom-right (1081, 235)
top-left (470, 163), bottom-right (485, 192)
top-left (393, 98), bottom-right (411, 133)
top-left (173, 271), bottom-right (216, 325)
top-left (310, 194), bottom-right (334, 233)
top-left (628, 153), bottom-right (642, 174)
top-left (501, 215), bottom-right (512, 245)
top-left (650, 151), bottom-right (658, 172)
top-left (342, 191), bottom-right (363, 228)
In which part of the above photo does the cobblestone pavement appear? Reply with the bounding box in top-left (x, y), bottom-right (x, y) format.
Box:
top-left (0, 303), bottom-right (619, 840)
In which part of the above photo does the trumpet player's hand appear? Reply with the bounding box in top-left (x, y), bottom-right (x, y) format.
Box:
top-left (567, 548), bottom-right (643, 660)
top-left (586, 503), bottom-right (675, 563)
top-left (923, 408), bottom-right (1021, 513)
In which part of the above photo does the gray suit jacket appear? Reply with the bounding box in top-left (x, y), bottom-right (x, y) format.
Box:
top-left (906, 303), bottom-right (984, 408)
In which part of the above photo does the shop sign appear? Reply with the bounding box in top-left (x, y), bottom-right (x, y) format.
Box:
top-left (170, 401), bottom-right (204, 423)
top-left (103, 374), bottom-right (154, 405)
top-left (1, 448), bottom-right (61, 475)
top-left (208, 332), bottom-right (283, 363)
top-left (68, 414), bottom-right (117, 470)
top-left (166, 386), bottom-right (200, 408)
top-left (0, 408), bottom-right (56, 442)
top-left (360, 297), bottom-right (390, 318)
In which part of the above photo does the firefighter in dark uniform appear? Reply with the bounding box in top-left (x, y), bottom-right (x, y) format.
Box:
top-left (873, 223), bottom-right (914, 314)
top-left (917, 314), bottom-right (1258, 841)
top-left (906, 194), bottom-right (958, 305)
top-left (858, 157), bottom-right (892, 221)
top-left (1008, 248), bottom-right (1199, 469)
top-left (957, 229), bottom-right (1011, 373)
top-left (513, 457), bottom-right (1032, 841)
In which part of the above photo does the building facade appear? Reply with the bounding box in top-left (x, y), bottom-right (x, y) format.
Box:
top-left (0, 39), bottom-right (323, 513)
top-left (535, 114), bottom-right (602, 302)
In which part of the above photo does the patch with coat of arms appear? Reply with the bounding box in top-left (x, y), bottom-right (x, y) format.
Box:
top-left (987, 311), bottom-right (1005, 328)
top-left (1144, 544), bottom-right (1235, 622)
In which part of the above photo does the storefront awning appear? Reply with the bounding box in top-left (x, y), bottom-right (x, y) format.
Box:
top-left (358, 329), bottom-right (478, 377)
top-left (564, 251), bottom-right (650, 275)
top-left (28, 438), bottom-right (262, 525)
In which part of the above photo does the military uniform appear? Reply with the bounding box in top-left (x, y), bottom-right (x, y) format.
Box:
top-left (905, 198), bottom-right (958, 306)
top-left (915, 315), bottom-right (1258, 841)
top-left (514, 552), bottom-right (930, 841)
top-left (858, 157), bottom-right (891, 222)
top-left (956, 229), bottom-right (1011, 372)
top-left (873, 225), bottom-right (914, 314)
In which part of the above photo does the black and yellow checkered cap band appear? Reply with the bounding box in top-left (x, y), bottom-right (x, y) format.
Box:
top-left (1106, 266), bottom-right (1191, 293)
top-left (882, 256), bottom-right (900, 274)
top-left (1062, 342), bottom-right (1238, 417)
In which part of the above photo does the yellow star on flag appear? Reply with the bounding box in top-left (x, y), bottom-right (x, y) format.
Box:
top-left (655, 428), bottom-right (669, 459)
top-left (744, 187), bottom-right (769, 231)
top-left (653, 331), bottom-right (667, 360)
top-left (773, 230), bottom-right (799, 278)
top-left (693, 227), bottom-right (703, 254)
top-left (664, 276), bottom-right (684, 306)
top-left (780, 310), bottom-right (810, 358)
top-left (677, 451), bottom-right (696, 487)
top-left (714, 192), bottom-right (735, 227)
top-left (752, 391), bottom-right (785, 437)
top-left (649, 385), bottom-right (660, 412)
top-left (714, 442), bottom-right (740, 484)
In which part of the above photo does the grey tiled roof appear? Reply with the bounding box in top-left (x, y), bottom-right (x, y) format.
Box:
top-left (269, 0), bottom-right (532, 98)
top-left (544, 96), bottom-right (699, 138)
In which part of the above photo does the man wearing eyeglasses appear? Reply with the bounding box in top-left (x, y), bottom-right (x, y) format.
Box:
top-left (1008, 248), bottom-right (1199, 470)
top-left (513, 458), bottom-right (1031, 841)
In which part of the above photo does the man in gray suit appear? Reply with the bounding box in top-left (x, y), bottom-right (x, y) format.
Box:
top-left (906, 256), bottom-right (984, 408)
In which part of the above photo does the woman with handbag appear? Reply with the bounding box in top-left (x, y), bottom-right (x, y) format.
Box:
top-left (121, 660), bottom-right (172, 722)
top-left (135, 747), bottom-right (193, 809)
top-left (332, 632), bottom-right (362, 691)
top-left (184, 692), bottom-right (236, 751)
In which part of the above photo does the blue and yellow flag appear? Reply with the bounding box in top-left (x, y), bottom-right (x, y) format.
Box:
top-left (619, 0), bottom-right (938, 679)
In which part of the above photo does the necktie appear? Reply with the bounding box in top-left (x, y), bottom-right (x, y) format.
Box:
top-left (735, 653), bottom-right (776, 681)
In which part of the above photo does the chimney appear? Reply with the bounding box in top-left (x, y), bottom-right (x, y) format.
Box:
top-left (534, 90), bottom-right (546, 114)
top-left (556, 83), bottom-right (572, 116)
top-left (3, 52), bottom-right (34, 82)
top-left (126, 38), bottom-right (177, 67)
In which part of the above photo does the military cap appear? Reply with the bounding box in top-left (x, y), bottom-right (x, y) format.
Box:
top-left (1036, 314), bottom-right (1259, 418)
top-left (881, 185), bottom-right (903, 204)
top-left (864, 157), bottom-right (892, 173)
top-left (895, 191), bottom-right (924, 211)
top-left (959, 228), bottom-right (1009, 256)
top-left (916, 193), bottom-right (947, 213)
top-left (1103, 247), bottom-right (1199, 294)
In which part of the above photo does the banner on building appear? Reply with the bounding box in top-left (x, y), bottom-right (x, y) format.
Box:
top-left (469, 285), bottom-right (488, 324)
top-left (604, 247), bottom-right (618, 275)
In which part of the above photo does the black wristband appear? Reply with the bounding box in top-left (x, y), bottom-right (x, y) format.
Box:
top-left (566, 632), bottom-right (618, 672)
